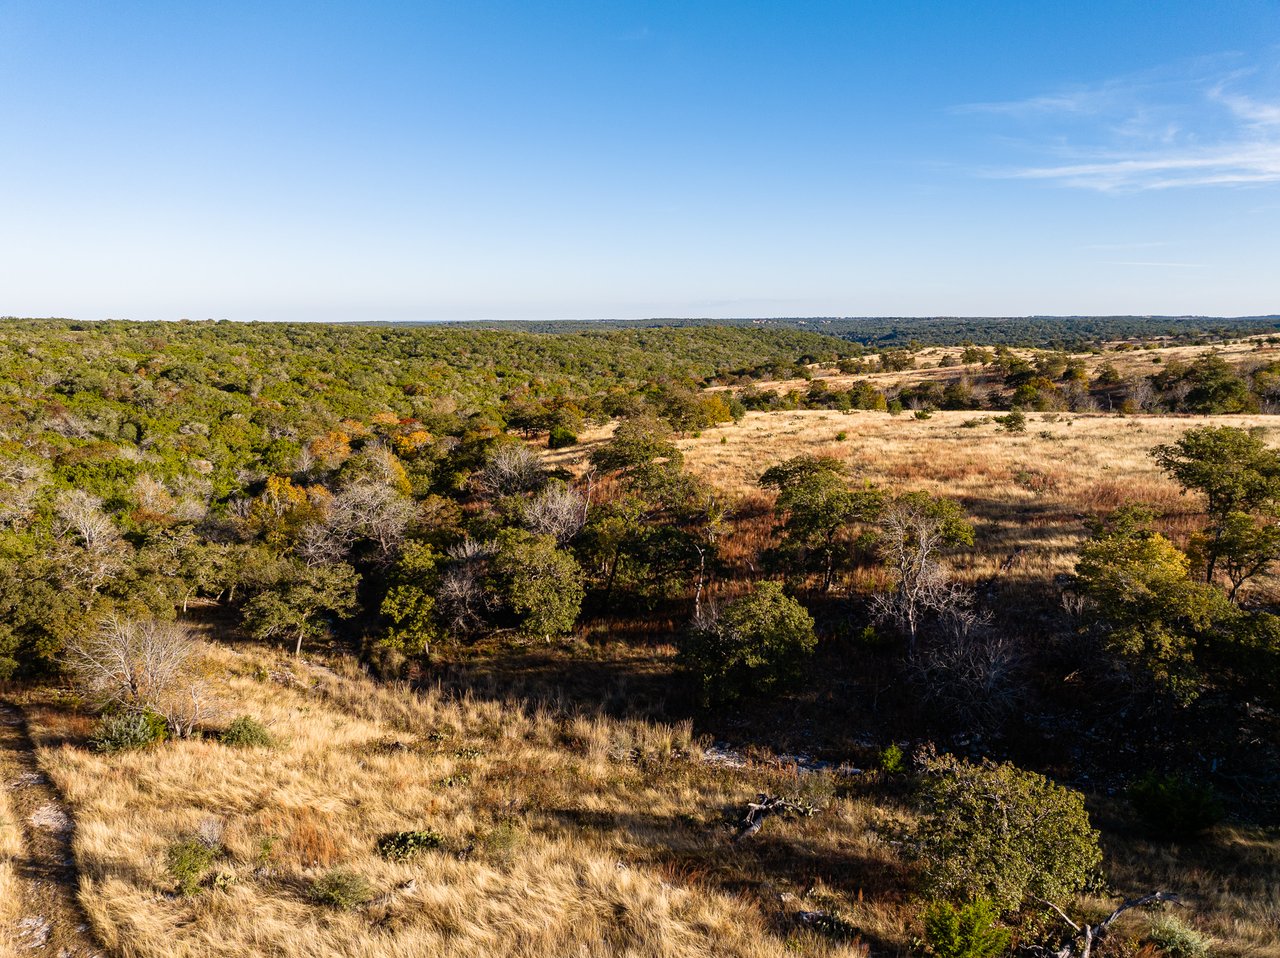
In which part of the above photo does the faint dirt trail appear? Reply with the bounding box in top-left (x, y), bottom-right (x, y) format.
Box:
top-left (0, 701), bottom-right (103, 958)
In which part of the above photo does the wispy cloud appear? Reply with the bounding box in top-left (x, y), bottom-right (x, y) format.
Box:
top-left (1108, 261), bottom-right (1211, 268)
top-left (1082, 241), bottom-right (1172, 250)
top-left (962, 60), bottom-right (1280, 191)
top-left (1009, 144), bottom-right (1280, 190)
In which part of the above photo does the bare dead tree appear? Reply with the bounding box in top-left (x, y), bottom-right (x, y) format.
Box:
top-left (523, 483), bottom-right (587, 544)
top-left (65, 616), bottom-right (217, 737)
top-left (297, 521), bottom-right (348, 567)
top-left (0, 460), bottom-right (45, 528)
top-left (348, 443), bottom-right (408, 488)
top-left (1125, 377), bottom-right (1156, 412)
top-left (56, 489), bottom-right (121, 552)
top-left (1038, 892), bottom-right (1182, 958)
top-left (870, 561), bottom-right (974, 650)
top-left (438, 538), bottom-right (500, 633)
top-left (872, 493), bottom-right (973, 652)
top-left (475, 444), bottom-right (545, 499)
top-left (131, 474), bottom-right (207, 525)
top-left (689, 491), bottom-right (730, 624)
top-left (910, 626), bottom-right (1024, 733)
top-left (54, 489), bottom-right (129, 594)
top-left (297, 480), bottom-right (416, 566)
top-left (690, 596), bottom-right (719, 635)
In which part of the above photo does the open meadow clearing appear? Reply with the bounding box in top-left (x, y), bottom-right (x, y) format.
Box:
top-left (14, 643), bottom-right (885, 958)
top-left (551, 409), bottom-right (1280, 593)
top-left (7, 638), bottom-right (1278, 958)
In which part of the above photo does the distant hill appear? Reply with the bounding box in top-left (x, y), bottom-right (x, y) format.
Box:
top-left (382, 315), bottom-right (1280, 350)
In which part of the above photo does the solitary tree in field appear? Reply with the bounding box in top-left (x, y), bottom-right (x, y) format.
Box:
top-left (1154, 426), bottom-right (1280, 591)
top-left (759, 456), bottom-right (883, 591)
top-left (589, 414), bottom-right (683, 479)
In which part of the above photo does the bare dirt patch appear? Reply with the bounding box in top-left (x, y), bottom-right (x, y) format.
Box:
top-left (0, 702), bottom-right (102, 958)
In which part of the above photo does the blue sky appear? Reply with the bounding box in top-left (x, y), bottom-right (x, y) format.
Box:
top-left (2, 1), bottom-right (1278, 321)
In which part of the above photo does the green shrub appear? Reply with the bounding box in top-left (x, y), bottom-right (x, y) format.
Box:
top-left (921, 899), bottom-right (1011, 958)
top-left (835, 431), bottom-right (848, 441)
top-left (547, 426), bottom-right (578, 449)
top-left (994, 410), bottom-right (1026, 433)
top-left (310, 869), bottom-right (375, 909)
top-left (166, 837), bottom-right (218, 896)
top-left (915, 408), bottom-right (933, 420)
top-left (220, 715), bottom-right (274, 748)
top-left (879, 743), bottom-right (905, 774)
top-left (855, 623), bottom-right (892, 647)
top-left (254, 835), bottom-right (279, 868)
top-left (376, 828), bottom-right (445, 861)
top-left (681, 582), bottom-right (817, 705)
top-left (491, 530), bottom-right (585, 640)
top-left (92, 709), bottom-right (168, 753)
top-left (913, 750), bottom-right (1101, 913)
top-left (476, 821), bottom-right (523, 860)
top-left (1128, 773), bottom-right (1223, 840)
top-left (1146, 915), bottom-right (1211, 958)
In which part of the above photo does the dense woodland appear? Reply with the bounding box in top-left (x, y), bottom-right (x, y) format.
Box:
top-left (1, 317), bottom-right (1278, 958)
top-left (474, 315), bottom-right (1280, 350)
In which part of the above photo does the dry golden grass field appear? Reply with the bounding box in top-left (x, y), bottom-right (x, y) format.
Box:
top-left (8, 638), bottom-right (1278, 958)
top-left (16, 644), bottom-right (885, 958)
top-left (550, 409), bottom-right (1280, 597)
top-left (715, 338), bottom-right (1280, 397)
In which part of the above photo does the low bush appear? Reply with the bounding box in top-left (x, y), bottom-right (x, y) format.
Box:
top-left (310, 869), bottom-right (375, 909)
top-left (475, 821), bottom-right (523, 860)
top-left (879, 743), bottom-right (906, 774)
top-left (376, 829), bottom-right (445, 861)
top-left (681, 581), bottom-right (817, 705)
top-left (797, 909), bottom-right (861, 942)
top-left (91, 709), bottom-right (168, 753)
top-left (913, 749), bottom-right (1101, 912)
top-left (547, 426), bottom-right (578, 449)
top-left (220, 715), bottom-right (274, 748)
top-left (994, 410), bottom-right (1026, 433)
top-left (921, 899), bottom-right (1011, 958)
top-left (166, 837), bottom-right (218, 896)
top-left (1128, 773), bottom-right (1223, 840)
top-left (1146, 914), bottom-right (1212, 958)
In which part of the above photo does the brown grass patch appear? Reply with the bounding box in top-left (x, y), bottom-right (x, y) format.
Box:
top-left (20, 646), bottom-right (881, 958)
top-left (551, 409), bottom-right (1280, 592)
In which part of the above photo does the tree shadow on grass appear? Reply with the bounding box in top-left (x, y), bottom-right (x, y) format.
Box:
top-left (429, 646), bottom-right (689, 725)
top-left (538, 804), bottom-right (911, 956)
